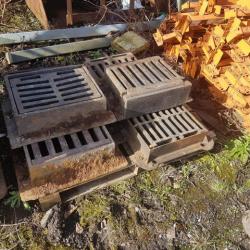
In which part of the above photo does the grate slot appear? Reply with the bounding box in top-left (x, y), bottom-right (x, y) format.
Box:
top-left (135, 127), bottom-right (151, 146)
top-left (17, 86), bottom-right (53, 94)
top-left (128, 65), bottom-right (147, 85)
top-left (120, 67), bottom-right (141, 87)
top-left (20, 90), bottom-right (54, 98)
top-left (63, 92), bottom-right (93, 101)
top-left (21, 95), bottom-right (57, 103)
top-left (54, 74), bottom-right (82, 82)
top-left (76, 131), bottom-right (87, 145)
top-left (137, 63), bottom-right (158, 83)
top-left (38, 141), bottom-right (49, 156)
top-left (100, 126), bottom-right (108, 139)
top-left (52, 138), bottom-right (63, 153)
top-left (143, 62), bottom-right (161, 82)
top-left (17, 82), bottom-right (51, 91)
top-left (127, 66), bottom-right (145, 86)
top-left (159, 59), bottom-right (179, 78)
top-left (16, 80), bottom-right (50, 87)
top-left (20, 75), bottom-right (41, 81)
top-left (27, 144), bottom-right (35, 160)
top-left (64, 135), bottom-right (76, 149)
top-left (60, 87), bottom-right (91, 96)
top-left (89, 128), bottom-right (99, 142)
top-left (117, 68), bottom-right (136, 88)
top-left (110, 69), bottom-right (127, 91)
top-left (23, 100), bottom-right (59, 110)
top-left (56, 69), bottom-right (75, 75)
top-left (149, 61), bottom-right (169, 81)
top-left (57, 81), bottom-right (88, 91)
top-left (151, 61), bottom-right (171, 80)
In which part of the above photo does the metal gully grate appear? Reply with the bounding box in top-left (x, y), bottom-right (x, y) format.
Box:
top-left (4, 65), bottom-right (108, 138)
top-left (23, 126), bottom-right (114, 180)
top-left (86, 53), bottom-right (136, 81)
top-left (129, 106), bottom-right (206, 148)
top-left (5, 65), bottom-right (102, 114)
top-left (106, 56), bottom-right (182, 94)
top-left (105, 56), bottom-right (191, 118)
top-left (126, 105), bottom-right (214, 166)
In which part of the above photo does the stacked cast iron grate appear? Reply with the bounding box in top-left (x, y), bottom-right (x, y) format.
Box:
top-left (2, 52), bottom-right (215, 207)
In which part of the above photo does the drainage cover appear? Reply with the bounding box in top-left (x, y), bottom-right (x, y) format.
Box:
top-left (86, 52), bottom-right (136, 81)
top-left (4, 65), bottom-right (107, 137)
top-left (105, 56), bottom-right (192, 118)
top-left (126, 105), bottom-right (214, 165)
top-left (23, 126), bottom-right (115, 181)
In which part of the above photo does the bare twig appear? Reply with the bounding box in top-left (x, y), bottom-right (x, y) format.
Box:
top-left (0, 222), bottom-right (26, 227)
top-left (0, 0), bottom-right (12, 21)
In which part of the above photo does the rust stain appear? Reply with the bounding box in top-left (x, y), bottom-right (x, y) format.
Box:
top-left (22, 110), bottom-right (115, 139)
top-left (16, 149), bottom-right (128, 201)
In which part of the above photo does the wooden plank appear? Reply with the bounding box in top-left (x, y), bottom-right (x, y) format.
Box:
top-left (25, 0), bottom-right (49, 29)
top-left (66, 0), bottom-right (73, 26)
top-left (0, 19), bottom-right (163, 45)
top-left (5, 37), bottom-right (112, 64)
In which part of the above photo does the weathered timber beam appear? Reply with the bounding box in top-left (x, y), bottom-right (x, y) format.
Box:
top-left (0, 19), bottom-right (163, 45)
top-left (6, 37), bottom-right (112, 64)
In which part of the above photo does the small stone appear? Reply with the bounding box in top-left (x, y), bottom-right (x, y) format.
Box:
top-left (40, 208), bottom-right (54, 228)
top-left (75, 223), bottom-right (84, 234)
top-left (242, 210), bottom-right (250, 237)
top-left (166, 225), bottom-right (176, 240)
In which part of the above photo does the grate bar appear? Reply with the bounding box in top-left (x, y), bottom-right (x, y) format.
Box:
top-left (45, 140), bottom-right (57, 156)
top-left (58, 136), bottom-right (69, 151)
top-left (93, 127), bottom-right (105, 141)
top-left (31, 143), bottom-right (42, 158)
top-left (70, 133), bottom-right (82, 147)
top-left (82, 130), bottom-right (94, 143)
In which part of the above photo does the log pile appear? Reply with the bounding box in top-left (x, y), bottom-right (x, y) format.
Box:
top-left (154, 0), bottom-right (250, 131)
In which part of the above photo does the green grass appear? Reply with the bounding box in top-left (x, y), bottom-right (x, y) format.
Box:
top-left (77, 194), bottom-right (111, 227)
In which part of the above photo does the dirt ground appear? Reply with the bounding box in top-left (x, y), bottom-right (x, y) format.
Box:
top-left (0, 1), bottom-right (250, 250)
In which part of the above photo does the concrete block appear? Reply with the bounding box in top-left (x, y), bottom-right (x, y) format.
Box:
top-left (112, 31), bottom-right (150, 54)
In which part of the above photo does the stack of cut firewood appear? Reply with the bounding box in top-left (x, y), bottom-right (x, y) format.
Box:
top-left (154, 0), bottom-right (250, 131)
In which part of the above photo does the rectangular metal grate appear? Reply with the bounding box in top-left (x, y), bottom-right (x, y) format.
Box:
top-left (127, 105), bottom-right (214, 165)
top-left (106, 56), bottom-right (182, 94)
top-left (23, 126), bottom-right (114, 181)
top-left (6, 65), bottom-right (102, 114)
top-left (4, 65), bottom-right (108, 138)
top-left (105, 56), bottom-right (192, 118)
top-left (86, 53), bottom-right (137, 81)
top-left (130, 106), bottom-right (205, 148)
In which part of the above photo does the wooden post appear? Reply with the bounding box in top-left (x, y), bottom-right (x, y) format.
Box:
top-left (130, 0), bottom-right (135, 9)
top-left (66, 0), bottom-right (73, 26)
